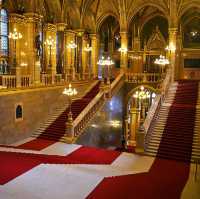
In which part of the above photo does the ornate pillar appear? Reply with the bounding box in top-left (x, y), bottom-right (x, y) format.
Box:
top-left (56, 23), bottom-right (67, 76)
top-left (120, 31), bottom-right (128, 71)
top-left (44, 24), bottom-right (57, 83)
top-left (168, 28), bottom-right (178, 81)
top-left (64, 30), bottom-right (76, 80)
top-left (90, 33), bottom-right (99, 78)
top-left (82, 36), bottom-right (88, 79)
top-left (127, 107), bottom-right (139, 148)
top-left (9, 14), bottom-right (25, 87)
top-left (24, 13), bottom-right (42, 85)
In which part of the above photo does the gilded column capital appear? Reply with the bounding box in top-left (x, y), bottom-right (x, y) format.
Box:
top-left (57, 23), bottom-right (67, 31)
top-left (75, 29), bottom-right (85, 37)
top-left (64, 29), bottom-right (76, 36)
top-left (9, 13), bottom-right (25, 24)
top-left (90, 33), bottom-right (99, 40)
top-left (44, 23), bottom-right (57, 33)
top-left (168, 27), bottom-right (178, 34)
top-left (24, 13), bottom-right (43, 23)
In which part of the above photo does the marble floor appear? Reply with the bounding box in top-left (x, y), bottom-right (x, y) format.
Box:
top-left (77, 87), bottom-right (124, 149)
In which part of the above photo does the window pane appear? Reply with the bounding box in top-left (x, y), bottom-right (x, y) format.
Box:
top-left (0, 9), bottom-right (8, 56)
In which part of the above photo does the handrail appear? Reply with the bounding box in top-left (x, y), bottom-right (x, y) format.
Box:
top-left (143, 68), bottom-right (171, 135)
top-left (65, 72), bottom-right (125, 139)
top-left (73, 91), bottom-right (104, 128)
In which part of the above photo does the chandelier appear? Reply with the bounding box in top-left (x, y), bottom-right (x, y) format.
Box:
top-left (9, 28), bottom-right (22, 40)
top-left (63, 84), bottom-right (78, 96)
top-left (67, 41), bottom-right (77, 49)
top-left (154, 55), bottom-right (169, 65)
top-left (133, 86), bottom-right (151, 100)
top-left (97, 56), bottom-right (114, 66)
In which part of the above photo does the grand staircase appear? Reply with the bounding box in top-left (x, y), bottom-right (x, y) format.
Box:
top-left (32, 82), bottom-right (100, 141)
top-left (145, 80), bottom-right (200, 162)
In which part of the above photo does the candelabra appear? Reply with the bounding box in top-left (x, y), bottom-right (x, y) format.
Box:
top-left (118, 47), bottom-right (128, 53)
top-left (44, 36), bottom-right (55, 68)
top-left (154, 55), bottom-right (169, 73)
top-left (9, 28), bottom-right (22, 68)
top-left (97, 56), bottom-right (114, 85)
top-left (63, 84), bottom-right (78, 123)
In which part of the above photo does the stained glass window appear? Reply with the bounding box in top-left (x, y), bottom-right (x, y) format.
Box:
top-left (0, 9), bottom-right (8, 56)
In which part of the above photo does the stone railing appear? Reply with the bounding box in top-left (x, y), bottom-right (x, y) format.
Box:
top-left (54, 74), bottom-right (63, 85)
top-left (0, 75), bottom-right (16, 89)
top-left (0, 75), bottom-right (32, 89)
top-left (125, 73), bottom-right (163, 83)
top-left (73, 92), bottom-right (105, 138)
top-left (109, 72), bottom-right (124, 97)
top-left (21, 75), bottom-right (31, 87)
top-left (41, 74), bottom-right (53, 86)
top-left (64, 72), bottom-right (125, 142)
top-left (143, 68), bottom-right (171, 145)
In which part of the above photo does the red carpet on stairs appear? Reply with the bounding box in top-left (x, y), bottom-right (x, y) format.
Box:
top-left (157, 81), bottom-right (199, 162)
top-left (37, 82), bottom-right (100, 142)
top-left (86, 80), bottom-right (199, 199)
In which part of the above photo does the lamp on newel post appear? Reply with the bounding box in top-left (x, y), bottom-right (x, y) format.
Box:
top-left (97, 56), bottom-right (106, 87)
top-left (118, 47), bottom-right (128, 71)
top-left (84, 44), bottom-right (92, 79)
top-left (67, 41), bottom-right (77, 80)
top-left (63, 83), bottom-right (78, 123)
top-left (44, 36), bottom-right (55, 68)
top-left (105, 56), bottom-right (114, 84)
top-left (9, 28), bottom-right (22, 69)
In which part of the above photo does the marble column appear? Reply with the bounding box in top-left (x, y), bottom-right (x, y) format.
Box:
top-left (120, 31), bottom-right (128, 71)
top-left (56, 23), bottom-right (67, 76)
top-left (90, 33), bottom-right (99, 78)
top-left (127, 107), bottom-right (139, 148)
top-left (82, 37), bottom-right (88, 79)
top-left (64, 30), bottom-right (76, 80)
top-left (24, 13), bottom-right (42, 85)
top-left (44, 23), bottom-right (57, 83)
top-left (168, 28), bottom-right (178, 81)
top-left (9, 14), bottom-right (25, 87)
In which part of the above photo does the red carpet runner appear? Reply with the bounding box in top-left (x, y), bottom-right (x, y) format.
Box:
top-left (0, 81), bottom-right (198, 199)
top-left (0, 147), bottom-right (120, 185)
top-left (86, 80), bottom-right (199, 199)
top-left (157, 80), bottom-right (198, 162)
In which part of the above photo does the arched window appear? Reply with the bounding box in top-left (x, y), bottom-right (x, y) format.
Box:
top-left (0, 8), bottom-right (8, 56)
top-left (16, 105), bottom-right (23, 119)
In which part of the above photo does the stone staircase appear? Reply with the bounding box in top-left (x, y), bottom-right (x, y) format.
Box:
top-left (32, 81), bottom-right (99, 140)
top-left (145, 81), bottom-right (200, 162)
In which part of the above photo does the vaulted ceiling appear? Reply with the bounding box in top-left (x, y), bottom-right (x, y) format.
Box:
top-left (2, 0), bottom-right (200, 32)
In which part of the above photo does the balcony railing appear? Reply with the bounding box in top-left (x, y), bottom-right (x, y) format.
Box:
top-left (125, 73), bottom-right (164, 83)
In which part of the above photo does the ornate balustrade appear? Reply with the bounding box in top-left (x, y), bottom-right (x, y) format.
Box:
top-left (0, 75), bottom-right (16, 88)
top-left (21, 75), bottom-right (31, 87)
top-left (73, 92), bottom-right (105, 138)
top-left (41, 74), bottom-right (53, 86)
top-left (64, 72), bottom-right (125, 142)
top-left (125, 73), bottom-right (164, 83)
top-left (143, 68), bottom-right (171, 146)
top-left (54, 74), bottom-right (63, 85)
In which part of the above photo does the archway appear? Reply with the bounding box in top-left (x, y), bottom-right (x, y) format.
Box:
top-left (97, 15), bottom-right (120, 78)
top-left (127, 5), bottom-right (169, 73)
top-left (180, 7), bottom-right (200, 79)
top-left (126, 85), bottom-right (158, 129)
